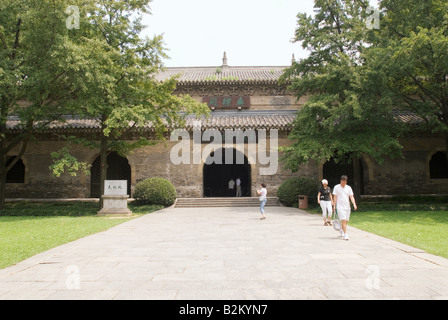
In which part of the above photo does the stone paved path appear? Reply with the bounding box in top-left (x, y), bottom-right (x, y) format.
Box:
top-left (1, 207), bottom-right (447, 300)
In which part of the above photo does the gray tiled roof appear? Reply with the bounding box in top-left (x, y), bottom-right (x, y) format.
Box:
top-left (6, 111), bottom-right (298, 132)
top-left (156, 66), bottom-right (288, 84)
top-left (6, 116), bottom-right (100, 131)
top-left (185, 110), bottom-right (296, 130)
top-left (391, 111), bottom-right (424, 125)
top-left (5, 110), bottom-right (424, 133)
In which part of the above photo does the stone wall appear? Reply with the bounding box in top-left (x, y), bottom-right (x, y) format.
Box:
top-left (361, 137), bottom-right (448, 195)
top-left (5, 135), bottom-right (447, 199)
top-left (187, 94), bottom-right (305, 111)
top-left (128, 136), bottom-right (314, 198)
top-left (6, 141), bottom-right (92, 198)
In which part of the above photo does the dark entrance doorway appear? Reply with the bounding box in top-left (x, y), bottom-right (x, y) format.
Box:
top-left (6, 157), bottom-right (25, 183)
top-left (429, 151), bottom-right (448, 179)
top-left (203, 148), bottom-right (251, 197)
top-left (90, 152), bottom-right (132, 198)
top-left (323, 156), bottom-right (365, 195)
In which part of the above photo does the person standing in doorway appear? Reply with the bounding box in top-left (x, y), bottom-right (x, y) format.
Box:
top-left (257, 183), bottom-right (267, 220)
top-left (318, 179), bottom-right (334, 226)
top-left (332, 175), bottom-right (357, 240)
top-left (228, 178), bottom-right (235, 197)
top-left (236, 177), bottom-right (242, 197)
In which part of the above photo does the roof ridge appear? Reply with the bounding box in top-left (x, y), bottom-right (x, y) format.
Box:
top-left (162, 65), bottom-right (288, 70)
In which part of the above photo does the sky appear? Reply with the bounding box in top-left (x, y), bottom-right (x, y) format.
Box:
top-left (142, 0), bottom-right (317, 67)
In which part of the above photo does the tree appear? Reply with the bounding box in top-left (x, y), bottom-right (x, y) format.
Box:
top-left (48, 0), bottom-right (209, 204)
top-left (0, 0), bottom-right (89, 209)
top-left (1, 0), bottom-right (208, 210)
top-left (371, 0), bottom-right (448, 164)
top-left (281, 0), bottom-right (403, 200)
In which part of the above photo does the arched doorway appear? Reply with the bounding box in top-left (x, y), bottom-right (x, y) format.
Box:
top-left (203, 148), bottom-right (251, 197)
top-left (429, 151), bottom-right (448, 179)
top-left (90, 152), bottom-right (132, 198)
top-left (323, 156), bottom-right (365, 195)
top-left (6, 156), bottom-right (25, 184)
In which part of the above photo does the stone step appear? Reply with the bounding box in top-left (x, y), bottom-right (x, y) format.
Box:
top-left (174, 197), bottom-right (281, 208)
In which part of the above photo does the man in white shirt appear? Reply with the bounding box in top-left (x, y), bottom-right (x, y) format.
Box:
top-left (332, 175), bottom-right (357, 240)
top-left (228, 179), bottom-right (235, 197)
top-left (236, 178), bottom-right (242, 197)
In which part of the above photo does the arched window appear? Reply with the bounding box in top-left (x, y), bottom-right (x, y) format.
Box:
top-left (429, 152), bottom-right (448, 179)
top-left (6, 157), bottom-right (25, 183)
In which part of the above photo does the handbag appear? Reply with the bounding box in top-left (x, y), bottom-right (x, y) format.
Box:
top-left (333, 209), bottom-right (341, 231)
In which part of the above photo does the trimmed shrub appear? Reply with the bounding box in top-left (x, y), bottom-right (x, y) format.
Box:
top-left (134, 177), bottom-right (177, 207)
top-left (277, 177), bottom-right (320, 207)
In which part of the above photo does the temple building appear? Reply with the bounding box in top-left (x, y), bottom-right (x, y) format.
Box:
top-left (5, 54), bottom-right (448, 199)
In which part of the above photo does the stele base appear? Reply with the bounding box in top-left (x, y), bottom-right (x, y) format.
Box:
top-left (98, 195), bottom-right (132, 217)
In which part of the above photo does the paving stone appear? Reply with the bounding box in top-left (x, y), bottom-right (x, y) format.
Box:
top-left (1, 207), bottom-right (448, 300)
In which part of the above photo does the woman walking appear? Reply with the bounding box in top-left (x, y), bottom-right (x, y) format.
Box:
top-left (318, 179), bottom-right (334, 226)
top-left (257, 183), bottom-right (267, 220)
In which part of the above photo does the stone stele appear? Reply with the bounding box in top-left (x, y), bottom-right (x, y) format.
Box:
top-left (98, 180), bottom-right (132, 216)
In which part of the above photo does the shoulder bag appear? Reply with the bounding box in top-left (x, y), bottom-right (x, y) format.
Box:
top-left (333, 208), bottom-right (341, 232)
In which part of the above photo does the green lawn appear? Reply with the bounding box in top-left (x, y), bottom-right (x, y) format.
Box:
top-left (0, 202), bottom-right (163, 269)
top-left (309, 197), bottom-right (448, 259)
top-left (350, 210), bottom-right (448, 259)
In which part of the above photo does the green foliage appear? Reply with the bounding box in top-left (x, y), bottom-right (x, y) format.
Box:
top-left (280, 0), bottom-right (448, 201)
top-left (0, 0), bottom-right (90, 206)
top-left (0, 0), bottom-right (209, 204)
top-left (277, 177), bottom-right (320, 207)
top-left (58, 0), bottom-right (209, 199)
top-left (281, 0), bottom-right (404, 175)
top-left (50, 147), bottom-right (91, 177)
top-left (134, 177), bottom-right (177, 207)
top-left (371, 0), bottom-right (448, 137)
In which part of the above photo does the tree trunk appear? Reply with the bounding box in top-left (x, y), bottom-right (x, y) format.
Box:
top-left (352, 155), bottom-right (362, 205)
top-left (0, 150), bottom-right (6, 211)
top-left (99, 132), bottom-right (109, 210)
top-left (0, 103), bottom-right (7, 211)
top-left (445, 134), bottom-right (448, 167)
